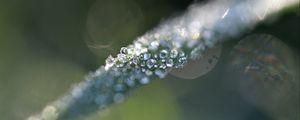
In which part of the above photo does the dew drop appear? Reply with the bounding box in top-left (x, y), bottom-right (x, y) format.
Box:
top-left (153, 54), bottom-right (158, 58)
top-left (139, 77), bottom-right (150, 85)
top-left (114, 84), bottom-right (125, 92)
top-left (166, 59), bottom-right (174, 67)
top-left (177, 57), bottom-right (187, 67)
top-left (159, 64), bottom-right (167, 69)
top-left (155, 69), bottom-right (168, 78)
top-left (105, 55), bottom-right (115, 70)
top-left (95, 94), bottom-right (107, 106)
top-left (117, 54), bottom-right (127, 63)
top-left (113, 93), bottom-right (125, 104)
top-left (159, 50), bottom-right (169, 59)
top-left (132, 57), bottom-right (139, 65)
top-left (145, 70), bottom-right (153, 76)
top-left (146, 59), bottom-right (157, 69)
top-left (120, 47), bottom-right (128, 54)
top-left (160, 39), bottom-right (171, 48)
top-left (140, 61), bottom-right (146, 67)
top-left (143, 53), bottom-right (151, 60)
top-left (125, 78), bottom-right (136, 87)
top-left (170, 49), bottom-right (178, 58)
top-left (179, 51), bottom-right (185, 57)
top-left (71, 86), bottom-right (83, 99)
top-left (149, 41), bottom-right (159, 50)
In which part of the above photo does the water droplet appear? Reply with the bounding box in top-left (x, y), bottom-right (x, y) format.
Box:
top-left (145, 70), bottom-right (153, 76)
top-left (166, 59), bottom-right (174, 67)
top-left (141, 68), bottom-right (146, 72)
top-left (170, 49), bottom-right (178, 58)
top-left (190, 44), bottom-right (205, 60)
top-left (177, 57), bottom-right (187, 68)
top-left (71, 86), bottom-right (83, 99)
top-left (160, 39), bottom-right (171, 48)
top-left (120, 47), bottom-right (128, 54)
top-left (179, 51), bottom-right (185, 57)
top-left (140, 61), bottom-right (146, 67)
top-left (159, 50), bottom-right (169, 59)
top-left (134, 42), bottom-right (142, 49)
top-left (114, 84), bottom-right (125, 92)
top-left (143, 53), bottom-right (151, 60)
top-left (105, 55), bottom-right (115, 70)
top-left (113, 93), bottom-right (125, 104)
top-left (153, 54), bottom-right (158, 58)
top-left (132, 57), bottom-right (139, 65)
top-left (149, 41), bottom-right (159, 50)
top-left (103, 76), bottom-right (114, 87)
top-left (155, 69), bottom-right (168, 78)
top-left (159, 64), bottom-right (167, 69)
top-left (127, 47), bottom-right (134, 55)
top-left (125, 78), bottom-right (136, 87)
top-left (95, 94), bottom-right (107, 106)
top-left (117, 54), bottom-right (127, 63)
top-left (146, 59), bottom-right (157, 69)
top-left (139, 77), bottom-right (150, 84)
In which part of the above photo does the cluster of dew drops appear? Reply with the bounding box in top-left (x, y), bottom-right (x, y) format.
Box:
top-left (86, 22), bottom-right (218, 107)
top-left (97, 35), bottom-right (188, 104)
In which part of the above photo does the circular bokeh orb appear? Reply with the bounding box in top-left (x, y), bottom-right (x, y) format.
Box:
top-left (170, 44), bottom-right (222, 79)
top-left (86, 0), bottom-right (144, 57)
top-left (226, 34), bottom-right (299, 119)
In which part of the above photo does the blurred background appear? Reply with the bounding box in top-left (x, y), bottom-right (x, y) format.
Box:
top-left (0, 0), bottom-right (299, 120)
